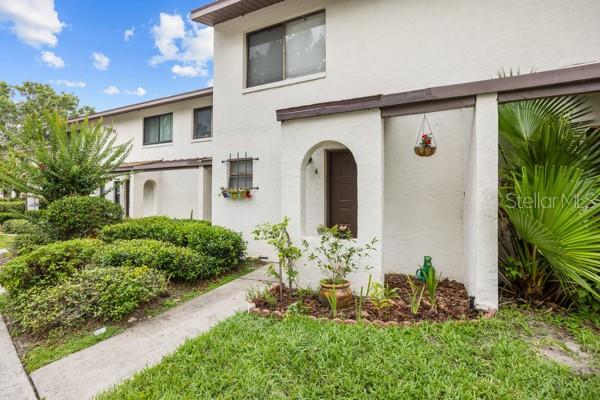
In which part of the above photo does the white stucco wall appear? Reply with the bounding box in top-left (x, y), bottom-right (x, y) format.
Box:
top-left (105, 96), bottom-right (214, 163)
top-left (212, 0), bottom-right (600, 248)
top-left (383, 109), bottom-right (474, 283)
top-left (127, 168), bottom-right (209, 220)
top-left (281, 110), bottom-right (384, 290)
top-left (209, 0), bottom-right (599, 306)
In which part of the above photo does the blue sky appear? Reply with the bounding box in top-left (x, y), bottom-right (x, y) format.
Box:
top-left (0, 0), bottom-right (214, 111)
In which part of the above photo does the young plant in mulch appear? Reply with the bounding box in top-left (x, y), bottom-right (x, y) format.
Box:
top-left (369, 282), bottom-right (399, 317)
top-left (253, 217), bottom-right (302, 298)
top-left (354, 275), bottom-right (372, 322)
top-left (423, 266), bottom-right (440, 311)
top-left (407, 276), bottom-right (425, 315)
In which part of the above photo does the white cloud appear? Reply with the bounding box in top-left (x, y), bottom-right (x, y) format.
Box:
top-left (124, 27), bottom-right (134, 42)
top-left (171, 64), bottom-right (206, 78)
top-left (126, 87), bottom-right (146, 96)
top-left (51, 79), bottom-right (86, 88)
top-left (40, 50), bottom-right (64, 68)
top-left (92, 52), bottom-right (110, 70)
top-left (150, 12), bottom-right (213, 78)
top-left (103, 85), bottom-right (120, 95)
top-left (0, 0), bottom-right (64, 48)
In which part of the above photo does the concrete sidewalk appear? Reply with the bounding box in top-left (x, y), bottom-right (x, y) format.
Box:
top-left (0, 312), bottom-right (38, 400)
top-left (0, 249), bottom-right (38, 400)
top-left (30, 267), bottom-right (273, 400)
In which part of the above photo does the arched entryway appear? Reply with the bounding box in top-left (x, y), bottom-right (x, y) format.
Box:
top-left (142, 180), bottom-right (157, 216)
top-left (301, 141), bottom-right (358, 237)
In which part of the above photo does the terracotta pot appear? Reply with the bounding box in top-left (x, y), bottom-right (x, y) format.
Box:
top-left (414, 146), bottom-right (436, 157)
top-left (318, 279), bottom-right (353, 308)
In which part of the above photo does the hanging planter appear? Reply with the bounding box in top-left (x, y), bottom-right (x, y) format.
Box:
top-left (414, 114), bottom-right (437, 157)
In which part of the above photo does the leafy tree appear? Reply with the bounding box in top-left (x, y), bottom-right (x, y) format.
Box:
top-left (0, 113), bottom-right (131, 203)
top-left (253, 217), bottom-right (302, 296)
top-left (0, 81), bottom-right (94, 148)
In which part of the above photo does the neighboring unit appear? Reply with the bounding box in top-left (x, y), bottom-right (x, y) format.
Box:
top-left (77, 0), bottom-right (600, 310)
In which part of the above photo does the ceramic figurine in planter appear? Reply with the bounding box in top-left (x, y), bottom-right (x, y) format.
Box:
top-left (303, 225), bottom-right (377, 308)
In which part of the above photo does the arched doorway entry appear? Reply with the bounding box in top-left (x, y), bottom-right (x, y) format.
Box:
top-left (142, 180), bottom-right (157, 216)
top-left (301, 141), bottom-right (358, 237)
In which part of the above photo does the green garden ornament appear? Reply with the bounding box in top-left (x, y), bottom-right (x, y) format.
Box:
top-left (416, 256), bottom-right (433, 282)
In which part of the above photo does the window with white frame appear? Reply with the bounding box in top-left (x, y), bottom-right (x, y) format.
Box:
top-left (246, 11), bottom-right (326, 88)
top-left (144, 113), bottom-right (173, 145)
top-left (193, 107), bottom-right (212, 139)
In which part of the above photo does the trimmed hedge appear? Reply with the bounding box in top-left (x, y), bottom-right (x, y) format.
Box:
top-left (100, 217), bottom-right (246, 269)
top-left (94, 239), bottom-right (220, 281)
top-left (9, 232), bottom-right (53, 256)
top-left (5, 266), bottom-right (167, 334)
top-left (0, 200), bottom-right (25, 214)
top-left (0, 239), bottom-right (102, 292)
top-left (2, 219), bottom-right (39, 234)
top-left (46, 196), bottom-right (123, 240)
top-left (0, 212), bottom-right (24, 224)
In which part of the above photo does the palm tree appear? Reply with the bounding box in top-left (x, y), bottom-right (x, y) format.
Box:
top-left (499, 95), bottom-right (600, 303)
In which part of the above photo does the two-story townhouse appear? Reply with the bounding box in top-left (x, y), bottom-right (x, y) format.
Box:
top-left (81, 0), bottom-right (600, 310)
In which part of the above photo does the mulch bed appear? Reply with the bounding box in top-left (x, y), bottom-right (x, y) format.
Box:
top-left (251, 273), bottom-right (482, 325)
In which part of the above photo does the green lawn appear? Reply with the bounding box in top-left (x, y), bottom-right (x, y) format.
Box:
top-left (0, 233), bottom-right (13, 249)
top-left (99, 308), bottom-right (599, 400)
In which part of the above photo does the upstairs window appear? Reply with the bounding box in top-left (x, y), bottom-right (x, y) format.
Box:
top-left (193, 107), bottom-right (212, 139)
top-left (228, 159), bottom-right (253, 189)
top-left (247, 11), bottom-right (325, 87)
top-left (144, 113), bottom-right (173, 145)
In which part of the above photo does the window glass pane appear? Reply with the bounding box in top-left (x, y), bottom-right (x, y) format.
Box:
top-left (285, 12), bottom-right (326, 79)
top-left (247, 25), bottom-right (284, 87)
top-left (160, 114), bottom-right (173, 142)
top-left (194, 108), bottom-right (212, 139)
top-left (228, 160), bottom-right (253, 189)
top-left (144, 117), bottom-right (160, 144)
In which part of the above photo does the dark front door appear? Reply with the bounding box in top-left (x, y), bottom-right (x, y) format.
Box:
top-left (328, 150), bottom-right (358, 237)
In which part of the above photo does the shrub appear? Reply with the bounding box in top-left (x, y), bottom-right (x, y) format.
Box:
top-left (0, 200), bottom-right (25, 214)
top-left (24, 209), bottom-right (47, 224)
top-left (5, 266), bottom-right (167, 334)
top-left (100, 218), bottom-right (246, 270)
top-left (94, 239), bottom-right (220, 281)
top-left (2, 219), bottom-right (39, 234)
top-left (0, 212), bottom-right (24, 224)
top-left (9, 232), bottom-right (53, 256)
top-left (46, 196), bottom-right (123, 240)
top-left (0, 239), bottom-right (102, 292)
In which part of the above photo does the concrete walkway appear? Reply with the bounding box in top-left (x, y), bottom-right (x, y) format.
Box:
top-left (0, 249), bottom-right (38, 400)
top-left (30, 267), bottom-right (273, 400)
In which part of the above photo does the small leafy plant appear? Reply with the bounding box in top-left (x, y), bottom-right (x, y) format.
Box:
top-left (253, 217), bottom-right (302, 297)
top-left (407, 276), bottom-right (425, 315)
top-left (303, 225), bottom-right (376, 284)
top-left (325, 288), bottom-right (338, 318)
top-left (369, 282), bottom-right (399, 317)
top-left (245, 286), bottom-right (276, 307)
top-left (423, 266), bottom-right (440, 311)
top-left (354, 275), bottom-right (372, 321)
top-left (286, 301), bottom-right (308, 316)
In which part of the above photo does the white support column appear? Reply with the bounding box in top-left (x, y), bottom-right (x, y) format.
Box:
top-left (128, 173), bottom-right (137, 218)
top-left (196, 167), bottom-right (205, 220)
top-left (466, 93), bottom-right (499, 310)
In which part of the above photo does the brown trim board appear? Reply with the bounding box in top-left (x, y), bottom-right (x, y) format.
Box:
top-left (191, 0), bottom-right (285, 26)
top-left (114, 158), bottom-right (213, 173)
top-left (276, 63), bottom-right (600, 121)
top-left (70, 88), bottom-right (213, 123)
